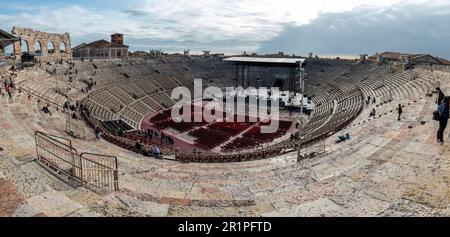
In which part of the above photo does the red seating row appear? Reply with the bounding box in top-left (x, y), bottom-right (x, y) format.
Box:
top-left (189, 128), bottom-right (231, 150)
top-left (207, 122), bottom-right (251, 136)
top-left (150, 109), bottom-right (172, 123)
top-left (153, 119), bottom-right (207, 132)
top-left (221, 137), bottom-right (265, 151)
top-left (242, 120), bottom-right (293, 142)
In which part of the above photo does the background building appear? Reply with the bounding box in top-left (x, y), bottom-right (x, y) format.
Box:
top-left (369, 52), bottom-right (450, 67)
top-left (72, 33), bottom-right (129, 60)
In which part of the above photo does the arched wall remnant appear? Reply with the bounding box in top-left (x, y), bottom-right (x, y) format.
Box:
top-left (20, 39), bottom-right (30, 53)
top-left (48, 41), bottom-right (55, 54)
top-left (35, 40), bottom-right (42, 54)
top-left (12, 26), bottom-right (72, 63)
top-left (60, 42), bottom-right (67, 53)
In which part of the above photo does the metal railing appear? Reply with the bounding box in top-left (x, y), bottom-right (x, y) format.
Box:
top-left (35, 131), bottom-right (119, 191)
top-left (80, 153), bottom-right (119, 191)
top-left (20, 86), bottom-right (64, 110)
top-left (35, 131), bottom-right (82, 181)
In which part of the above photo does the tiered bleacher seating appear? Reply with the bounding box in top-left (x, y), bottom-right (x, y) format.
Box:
top-left (152, 92), bottom-right (175, 108)
top-left (141, 96), bottom-right (164, 111)
top-left (102, 120), bottom-right (133, 133)
top-left (129, 100), bottom-right (153, 115)
top-left (119, 107), bottom-right (143, 128)
top-left (82, 58), bottom-right (431, 157)
top-left (118, 82), bottom-right (147, 99)
top-left (151, 75), bottom-right (180, 90)
top-left (89, 89), bottom-right (124, 113)
top-left (105, 87), bottom-right (134, 104)
top-left (133, 77), bottom-right (160, 94)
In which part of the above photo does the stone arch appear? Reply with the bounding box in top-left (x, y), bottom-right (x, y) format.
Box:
top-left (21, 39), bottom-right (30, 53)
top-left (35, 40), bottom-right (42, 55)
top-left (47, 41), bottom-right (55, 54)
top-left (60, 41), bottom-right (67, 53)
top-left (4, 44), bottom-right (14, 56)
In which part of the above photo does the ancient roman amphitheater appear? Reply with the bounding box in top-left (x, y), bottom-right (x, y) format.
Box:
top-left (0, 54), bottom-right (449, 217)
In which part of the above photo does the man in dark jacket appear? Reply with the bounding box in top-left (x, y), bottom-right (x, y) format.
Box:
top-left (397, 104), bottom-right (403, 121)
top-left (135, 141), bottom-right (142, 155)
top-left (437, 96), bottom-right (450, 143)
top-left (436, 87), bottom-right (445, 105)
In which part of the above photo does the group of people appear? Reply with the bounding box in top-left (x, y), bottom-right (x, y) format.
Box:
top-left (336, 133), bottom-right (351, 143)
top-left (41, 103), bottom-right (51, 115)
top-left (176, 146), bottom-right (285, 163)
top-left (134, 140), bottom-right (162, 159)
top-left (81, 78), bottom-right (96, 93)
top-left (138, 129), bottom-right (175, 145)
top-left (366, 96), bottom-right (376, 105)
top-left (367, 98), bottom-right (403, 121)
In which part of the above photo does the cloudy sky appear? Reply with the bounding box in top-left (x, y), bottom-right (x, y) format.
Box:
top-left (1, 0), bottom-right (450, 58)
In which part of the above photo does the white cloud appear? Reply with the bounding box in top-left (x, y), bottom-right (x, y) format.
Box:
top-left (1, 0), bottom-right (449, 52)
top-left (128, 0), bottom-right (405, 42)
top-left (259, 0), bottom-right (450, 58)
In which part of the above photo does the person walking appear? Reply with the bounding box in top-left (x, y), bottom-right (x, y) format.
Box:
top-left (437, 96), bottom-right (450, 143)
top-left (397, 104), bottom-right (403, 121)
top-left (6, 84), bottom-right (11, 99)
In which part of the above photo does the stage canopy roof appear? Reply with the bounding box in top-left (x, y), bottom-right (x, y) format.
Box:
top-left (223, 57), bottom-right (305, 65)
top-left (0, 29), bottom-right (20, 48)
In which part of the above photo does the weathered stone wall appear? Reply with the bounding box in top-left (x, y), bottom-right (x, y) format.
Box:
top-left (11, 27), bottom-right (72, 63)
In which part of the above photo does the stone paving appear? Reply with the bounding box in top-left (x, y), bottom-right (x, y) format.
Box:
top-left (0, 68), bottom-right (448, 216)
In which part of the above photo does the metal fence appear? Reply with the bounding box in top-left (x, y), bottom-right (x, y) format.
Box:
top-left (35, 131), bottom-right (119, 191)
top-left (80, 153), bottom-right (119, 191)
top-left (35, 131), bottom-right (82, 181)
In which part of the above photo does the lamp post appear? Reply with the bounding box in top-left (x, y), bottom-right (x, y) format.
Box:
top-left (66, 60), bottom-right (73, 134)
top-left (54, 65), bottom-right (57, 92)
top-left (296, 61), bottom-right (306, 162)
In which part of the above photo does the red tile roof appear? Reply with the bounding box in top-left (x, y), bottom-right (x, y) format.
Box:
top-left (73, 39), bottom-right (128, 50)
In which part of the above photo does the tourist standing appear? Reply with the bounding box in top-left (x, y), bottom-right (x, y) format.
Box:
top-left (369, 108), bottom-right (376, 117)
top-left (153, 146), bottom-right (161, 159)
top-left (437, 96), bottom-right (450, 143)
top-left (436, 87), bottom-right (445, 105)
top-left (95, 125), bottom-right (101, 139)
top-left (135, 141), bottom-right (142, 155)
top-left (397, 104), bottom-right (403, 121)
top-left (6, 84), bottom-right (11, 99)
